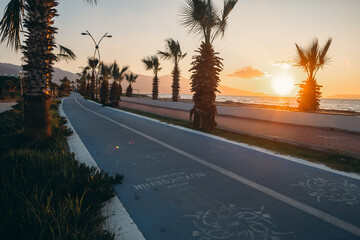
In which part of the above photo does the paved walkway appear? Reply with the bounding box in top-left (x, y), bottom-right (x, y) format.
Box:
top-left (119, 101), bottom-right (360, 158)
top-left (65, 94), bottom-right (360, 239)
top-left (0, 102), bottom-right (16, 113)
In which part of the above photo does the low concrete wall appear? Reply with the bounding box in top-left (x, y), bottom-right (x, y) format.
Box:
top-left (121, 97), bottom-right (360, 133)
top-left (122, 97), bottom-right (193, 111)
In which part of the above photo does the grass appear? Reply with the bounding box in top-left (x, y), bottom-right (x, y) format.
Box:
top-left (0, 100), bottom-right (122, 240)
top-left (115, 105), bottom-right (360, 174)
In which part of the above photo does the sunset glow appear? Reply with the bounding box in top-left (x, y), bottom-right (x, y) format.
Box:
top-left (1, 0), bottom-right (360, 97)
top-left (271, 74), bottom-right (295, 96)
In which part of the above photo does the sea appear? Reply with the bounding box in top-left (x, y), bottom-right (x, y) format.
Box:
top-left (155, 94), bottom-right (360, 113)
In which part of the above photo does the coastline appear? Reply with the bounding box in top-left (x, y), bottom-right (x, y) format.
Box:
top-left (144, 95), bottom-right (360, 116)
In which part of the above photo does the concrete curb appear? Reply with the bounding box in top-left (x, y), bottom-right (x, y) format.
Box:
top-left (59, 98), bottom-right (146, 240)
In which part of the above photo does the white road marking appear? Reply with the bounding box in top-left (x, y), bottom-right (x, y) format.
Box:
top-left (74, 95), bottom-right (360, 237)
top-left (104, 101), bottom-right (360, 181)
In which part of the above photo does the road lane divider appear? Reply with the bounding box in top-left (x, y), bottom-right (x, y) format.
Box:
top-left (74, 95), bottom-right (360, 237)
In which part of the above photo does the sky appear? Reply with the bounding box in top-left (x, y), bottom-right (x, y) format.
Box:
top-left (0, 0), bottom-right (359, 97)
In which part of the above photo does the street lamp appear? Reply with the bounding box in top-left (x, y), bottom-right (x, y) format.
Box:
top-left (81, 30), bottom-right (112, 63)
top-left (81, 30), bottom-right (112, 99)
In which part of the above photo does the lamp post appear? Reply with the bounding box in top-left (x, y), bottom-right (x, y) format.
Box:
top-left (81, 30), bottom-right (112, 100)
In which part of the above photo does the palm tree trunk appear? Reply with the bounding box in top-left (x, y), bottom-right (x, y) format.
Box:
top-left (91, 69), bottom-right (95, 99)
top-left (172, 64), bottom-right (180, 101)
top-left (22, 0), bottom-right (58, 138)
top-left (190, 42), bottom-right (223, 130)
top-left (24, 96), bottom-right (51, 137)
top-left (152, 73), bottom-right (159, 100)
top-left (297, 77), bottom-right (322, 112)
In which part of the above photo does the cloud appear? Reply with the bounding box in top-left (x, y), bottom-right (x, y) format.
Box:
top-left (227, 66), bottom-right (265, 79)
top-left (271, 60), bottom-right (291, 69)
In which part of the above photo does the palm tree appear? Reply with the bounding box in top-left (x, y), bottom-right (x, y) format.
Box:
top-left (142, 56), bottom-right (162, 100)
top-left (100, 77), bottom-right (109, 104)
top-left (158, 38), bottom-right (187, 102)
top-left (99, 62), bottom-right (111, 82)
top-left (125, 73), bottom-right (139, 97)
top-left (180, 0), bottom-right (238, 130)
top-left (77, 66), bottom-right (90, 96)
top-left (0, 0), bottom-right (96, 137)
top-left (98, 62), bottom-right (112, 104)
top-left (293, 38), bottom-right (332, 112)
top-left (87, 57), bottom-right (99, 100)
top-left (111, 61), bottom-right (129, 98)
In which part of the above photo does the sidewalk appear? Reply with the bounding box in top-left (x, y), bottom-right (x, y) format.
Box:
top-left (119, 101), bottom-right (360, 158)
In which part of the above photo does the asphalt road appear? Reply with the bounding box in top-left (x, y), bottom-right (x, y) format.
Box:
top-left (62, 93), bottom-right (360, 240)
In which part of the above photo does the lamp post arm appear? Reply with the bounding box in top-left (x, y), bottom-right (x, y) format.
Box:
top-left (86, 30), bottom-right (97, 46)
top-left (97, 32), bottom-right (109, 46)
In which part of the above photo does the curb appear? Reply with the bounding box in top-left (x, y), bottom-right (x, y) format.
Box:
top-left (59, 98), bottom-right (146, 240)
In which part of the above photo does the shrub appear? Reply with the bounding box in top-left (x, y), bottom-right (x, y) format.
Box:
top-left (0, 101), bottom-right (122, 240)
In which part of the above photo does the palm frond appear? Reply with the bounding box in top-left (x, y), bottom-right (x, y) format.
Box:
top-left (125, 73), bottom-right (138, 83)
top-left (83, 0), bottom-right (98, 5)
top-left (142, 57), bottom-right (154, 70)
top-left (293, 43), bottom-right (308, 70)
top-left (157, 50), bottom-right (172, 60)
top-left (119, 65), bottom-right (129, 80)
top-left (179, 0), bottom-right (207, 38)
top-left (57, 45), bottom-right (77, 62)
top-left (111, 60), bottom-right (120, 79)
top-left (213, 0), bottom-right (238, 41)
top-left (142, 55), bottom-right (161, 74)
top-left (307, 38), bottom-right (319, 70)
top-left (87, 56), bottom-right (99, 69)
top-left (293, 37), bottom-right (332, 78)
top-left (0, 0), bottom-right (25, 50)
top-left (318, 38), bottom-right (332, 68)
top-left (152, 56), bottom-right (161, 72)
top-left (158, 38), bottom-right (187, 64)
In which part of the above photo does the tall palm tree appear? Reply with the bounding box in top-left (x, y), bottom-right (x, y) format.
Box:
top-left (142, 56), bottom-right (162, 100)
top-left (293, 38), bottom-right (332, 112)
top-left (180, 0), bottom-right (238, 130)
top-left (125, 73), bottom-right (139, 97)
top-left (158, 38), bottom-right (187, 102)
top-left (87, 57), bottom-right (99, 100)
top-left (0, 0), bottom-right (96, 137)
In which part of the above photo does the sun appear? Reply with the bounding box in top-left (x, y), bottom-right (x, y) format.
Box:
top-left (271, 74), bottom-right (295, 96)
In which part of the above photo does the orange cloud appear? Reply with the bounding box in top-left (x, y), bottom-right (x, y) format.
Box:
top-left (227, 66), bottom-right (265, 79)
